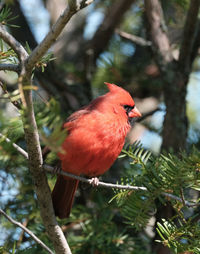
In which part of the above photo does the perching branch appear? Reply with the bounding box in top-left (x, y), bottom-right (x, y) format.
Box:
top-left (0, 208), bottom-right (54, 254)
top-left (0, 132), bottom-right (197, 208)
top-left (42, 166), bottom-right (199, 207)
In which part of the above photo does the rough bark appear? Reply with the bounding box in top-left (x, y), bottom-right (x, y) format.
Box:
top-left (144, 0), bottom-right (200, 253)
top-left (162, 0), bottom-right (200, 152)
top-left (145, 0), bottom-right (200, 152)
top-left (9, 0), bottom-right (83, 111)
top-left (0, 1), bottom-right (94, 253)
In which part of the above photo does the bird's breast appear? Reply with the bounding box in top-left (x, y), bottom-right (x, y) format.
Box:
top-left (59, 114), bottom-right (130, 177)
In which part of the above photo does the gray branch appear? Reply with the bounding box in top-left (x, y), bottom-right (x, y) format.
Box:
top-left (0, 25), bottom-right (27, 62)
top-left (43, 165), bottom-right (197, 207)
top-left (25, 0), bottom-right (94, 74)
top-left (0, 1), bottom-right (94, 254)
top-left (0, 132), bottom-right (197, 208)
top-left (116, 29), bottom-right (152, 47)
top-left (0, 63), bottom-right (20, 73)
top-left (0, 208), bottom-right (54, 254)
top-left (0, 133), bottom-right (28, 159)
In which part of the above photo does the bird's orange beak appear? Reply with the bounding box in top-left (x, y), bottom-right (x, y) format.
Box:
top-left (128, 106), bottom-right (142, 118)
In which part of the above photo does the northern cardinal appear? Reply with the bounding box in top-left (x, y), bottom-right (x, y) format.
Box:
top-left (52, 83), bottom-right (141, 219)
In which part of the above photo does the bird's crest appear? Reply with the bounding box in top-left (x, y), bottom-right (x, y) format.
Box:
top-left (104, 82), bottom-right (134, 107)
top-left (104, 82), bottom-right (123, 93)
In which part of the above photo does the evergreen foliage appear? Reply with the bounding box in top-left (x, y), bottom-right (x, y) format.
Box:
top-left (112, 142), bottom-right (200, 253)
top-left (2, 118), bottom-right (200, 254)
top-left (0, 1), bottom-right (200, 254)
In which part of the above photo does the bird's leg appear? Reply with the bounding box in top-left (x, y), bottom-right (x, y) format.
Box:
top-left (52, 164), bottom-right (62, 178)
top-left (89, 177), bottom-right (99, 187)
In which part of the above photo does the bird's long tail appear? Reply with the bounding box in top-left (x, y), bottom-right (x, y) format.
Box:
top-left (52, 175), bottom-right (79, 219)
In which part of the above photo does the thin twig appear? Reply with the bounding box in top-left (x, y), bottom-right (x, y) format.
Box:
top-left (0, 25), bottom-right (27, 62)
top-left (44, 165), bottom-right (196, 207)
top-left (43, 164), bottom-right (147, 191)
top-left (137, 107), bottom-right (163, 122)
top-left (116, 29), bottom-right (152, 47)
top-left (0, 208), bottom-right (54, 254)
top-left (0, 133), bottom-right (28, 159)
top-left (25, 0), bottom-right (95, 73)
top-left (0, 81), bottom-right (21, 110)
top-left (1, 132), bottom-right (198, 208)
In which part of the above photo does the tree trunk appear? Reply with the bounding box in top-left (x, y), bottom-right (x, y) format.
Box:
top-left (162, 67), bottom-right (188, 152)
top-left (144, 0), bottom-right (200, 253)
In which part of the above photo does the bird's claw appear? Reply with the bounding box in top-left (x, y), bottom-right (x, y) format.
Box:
top-left (52, 165), bottom-right (61, 177)
top-left (89, 177), bottom-right (99, 187)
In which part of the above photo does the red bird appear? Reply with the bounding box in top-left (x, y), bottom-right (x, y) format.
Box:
top-left (52, 83), bottom-right (141, 219)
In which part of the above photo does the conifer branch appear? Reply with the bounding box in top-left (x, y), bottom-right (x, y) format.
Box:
top-left (0, 132), bottom-right (198, 208)
top-left (0, 208), bottom-right (54, 254)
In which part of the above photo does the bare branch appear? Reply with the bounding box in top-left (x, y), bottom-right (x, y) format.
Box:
top-left (1, 132), bottom-right (197, 208)
top-left (116, 29), bottom-right (152, 47)
top-left (0, 208), bottom-right (54, 254)
top-left (0, 25), bottom-right (28, 62)
top-left (15, 2), bottom-right (94, 253)
top-left (178, 0), bottom-right (200, 73)
top-left (88, 0), bottom-right (136, 62)
top-left (0, 63), bottom-right (20, 73)
top-left (18, 75), bottom-right (72, 254)
top-left (26, 0), bottom-right (94, 73)
top-left (137, 107), bottom-right (162, 122)
top-left (0, 133), bottom-right (28, 159)
top-left (43, 165), bottom-right (197, 207)
top-left (0, 2), bottom-right (94, 254)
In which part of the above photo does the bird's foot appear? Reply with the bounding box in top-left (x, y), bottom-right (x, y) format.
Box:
top-left (52, 165), bottom-right (61, 177)
top-left (89, 177), bottom-right (99, 187)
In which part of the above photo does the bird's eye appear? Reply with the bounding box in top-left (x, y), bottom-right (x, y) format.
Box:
top-left (123, 105), bottom-right (135, 113)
